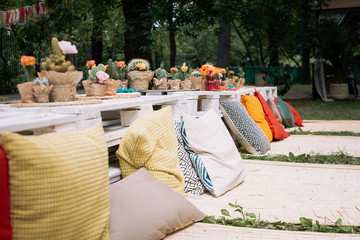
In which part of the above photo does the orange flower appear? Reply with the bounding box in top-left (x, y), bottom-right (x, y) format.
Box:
top-left (20, 56), bottom-right (36, 66)
top-left (117, 61), bottom-right (125, 69)
top-left (86, 60), bottom-right (96, 68)
top-left (229, 70), bottom-right (234, 75)
top-left (199, 66), bottom-right (208, 76)
top-left (105, 65), bottom-right (108, 73)
top-left (136, 62), bottom-right (146, 71)
top-left (170, 67), bottom-right (178, 72)
top-left (220, 68), bottom-right (226, 74)
top-left (214, 67), bottom-right (222, 74)
top-left (232, 76), bottom-right (238, 80)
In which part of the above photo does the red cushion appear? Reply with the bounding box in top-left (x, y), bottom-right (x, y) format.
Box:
top-left (284, 101), bottom-right (304, 127)
top-left (254, 90), bottom-right (290, 141)
top-left (0, 145), bottom-right (12, 240)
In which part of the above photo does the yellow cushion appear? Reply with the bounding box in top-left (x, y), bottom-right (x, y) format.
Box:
top-left (116, 107), bottom-right (185, 195)
top-left (1, 124), bottom-right (109, 240)
top-left (241, 95), bottom-right (273, 142)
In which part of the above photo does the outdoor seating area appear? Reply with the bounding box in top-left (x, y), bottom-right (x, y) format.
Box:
top-left (1, 85), bottom-right (360, 239)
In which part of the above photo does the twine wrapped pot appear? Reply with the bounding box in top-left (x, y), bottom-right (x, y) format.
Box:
top-left (153, 78), bottom-right (168, 90)
top-left (40, 70), bottom-right (83, 102)
top-left (104, 79), bottom-right (120, 96)
top-left (188, 76), bottom-right (203, 90)
top-left (17, 82), bottom-right (35, 103)
top-left (168, 79), bottom-right (181, 91)
top-left (127, 71), bottom-right (154, 90)
top-left (82, 80), bottom-right (107, 96)
top-left (180, 79), bottom-right (192, 90)
top-left (33, 84), bottom-right (53, 103)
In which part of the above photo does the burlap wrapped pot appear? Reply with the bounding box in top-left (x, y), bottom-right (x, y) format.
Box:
top-left (33, 84), bottom-right (53, 103)
top-left (168, 79), bottom-right (181, 91)
top-left (127, 71), bottom-right (154, 90)
top-left (40, 70), bottom-right (83, 102)
top-left (180, 79), bottom-right (192, 90)
top-left (188, 76), bottom-right (204, 90)
top-left (153, 78), bottom-right (168, 90)
top-left (82, 80), bottom-right (106, 96)
top-left (17, 82), bottom-right (35, 103)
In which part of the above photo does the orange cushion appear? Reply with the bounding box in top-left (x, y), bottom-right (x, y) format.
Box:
top-left (241, 95), bottom-right (273, 142)
top-left (254, 90), bottom-right (290, 141)
top-left (284, 101), bottom-right (304, 127)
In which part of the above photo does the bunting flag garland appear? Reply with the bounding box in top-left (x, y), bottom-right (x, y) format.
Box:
top-left (0, 2), bottom-right (47, 26)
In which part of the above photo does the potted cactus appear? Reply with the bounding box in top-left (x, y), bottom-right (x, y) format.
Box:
top-left (17, 56), bottom-right (37, 103)
top-left (126, 59), bottom-right (154, 90)
top-left (40, 37), bottom-right (83, 102)
top-left (174, 63), bottom-right (191, 90)
top-left (82, 63), bottom-right (108, 96)
top-left (168, 67), bottom-right (181, 90)
top-left (33, 77), bottom-right (53, 103)
top-left (153, 68), bottom-right (168, 90)
top-left (188, 69), bottom-right (204, 90)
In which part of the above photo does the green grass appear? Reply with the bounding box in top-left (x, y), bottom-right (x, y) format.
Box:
top-left (288, 128), bottom-right (360, 137)
top-left (202, 203), bottom-right (360, 234)
top-left (240, 152), bottom-right (360, 165)
top-left (285, 99), bottom-right (360, 120)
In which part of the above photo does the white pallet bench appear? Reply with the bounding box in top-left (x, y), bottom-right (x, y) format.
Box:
top-left (0, 95), bottom-right (184, 148)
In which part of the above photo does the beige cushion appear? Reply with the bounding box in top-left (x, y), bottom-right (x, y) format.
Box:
top-left (1, 124), bottom-right (109, 240)
top-left (109, 168), bottom-right (204, 240)
top-left (116, 106), bottom-right (184, 195)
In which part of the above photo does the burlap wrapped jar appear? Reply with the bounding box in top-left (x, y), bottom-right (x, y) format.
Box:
top-left (17, 82), bottom-right (35, 103)
top-left (33, 84), bottom-right (53, 103)
top-left (168, 79), bottom-right (181, 91)
top-left (82, 80), bottom-right (107, 96)
top-left (127, 71), bottom-right (154, 90)
top-left (180, 79), bottom-right (192, 90)
top-left (188, 76), bottom-right (203, 90)
top-left (153, 78), bottom-right (168, 90)
top-left (104, 79), bottom-right (121, 96)
top-left (40, 70), bottom-right (83, 102)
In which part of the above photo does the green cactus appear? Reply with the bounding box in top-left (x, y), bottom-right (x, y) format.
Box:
top-left (88, 64), bottom-right (106, 82)
top-left (107, 59), bottom-right (120, 80)
top-left (155, 68), bottom-right (167, 79)
top-left (23, 65), bottom-right (36, 82)
top-left (127, 58), bottom-right (150, 72)
top-left (51, 37), bottom-right (62, 57)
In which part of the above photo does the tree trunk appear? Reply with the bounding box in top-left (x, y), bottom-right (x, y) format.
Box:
top-left (91, 1), bottom-right (104, 64)
top-left (216, 15), bottom-right (231, 68)
top-left (301, 0), bottom-right (311, 84)
top-left (122, 0), bottom-right (153, 67)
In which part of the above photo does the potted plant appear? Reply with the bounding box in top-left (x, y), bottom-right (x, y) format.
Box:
top-left (33, 77), bottom-right (53, 103)
top-left (117, 61), bottom-right (128, 90)
top-left (188, 69), bottom-right (204, 90)
top-left (153, 68), bottom-right (168, 90)
top-left (126, 58), bottom-right (154, 90)
top-left (82, 63), bottom-right (108, 96)
top-left (176, 63), bottom-right (191, 90)
top-left (233, 68), bottom-right (246, 88)
top-left (40, 37), bottom-right (82, 102)
top-left (316, 18), bottom-right (359, 100)
top-left (18, 56), bottom-right (36, 103)
top-left (168, 67), bottom-right (181, 90)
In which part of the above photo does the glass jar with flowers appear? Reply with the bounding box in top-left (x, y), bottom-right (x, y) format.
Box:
top-left (126, 59), bottom-right (154, 90)
top-left (168, 67), bottom-right (181, 90)
top-left (199, 64), bottom-right (216, 91)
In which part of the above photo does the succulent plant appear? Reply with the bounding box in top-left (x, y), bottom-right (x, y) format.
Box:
top-left (33, 77), bottom-right (49, 86)
top-left (88, 64), bottom-right (106, 82)
top-left (191, 70), bottom-right (202, 77)
top-left (155, 68), bottom-right (167, 79)
top-left (40, 37), bottom-right (76, 72)
top-left (127, 58), bottom-right (150, 72)
top-left (107, 59), bottom-right (120, 80)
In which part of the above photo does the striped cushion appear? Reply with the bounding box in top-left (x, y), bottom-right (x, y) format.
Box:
top-left (1, 124), bottom-right (109, 240)
top-left (116, 107), bottom-right (185, 195)
top-left (180, 120), bottom-right (215, 195)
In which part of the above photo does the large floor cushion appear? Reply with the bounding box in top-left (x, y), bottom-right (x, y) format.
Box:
top-left (220, 100), bottom-right (271, 155)
top-left (109, 168), bottom-right (204, 240)
top-left (1, 124), bottom-right (110, 240)
top-left (275, 97), bottom-right (297, 128)
top-left (284, 100), bottom-right (304, 127)
top-left (241, 94), bottom-right (273, 142)
top-left (116, 106), bottom-right (185, 195)
top-left (174, 121), bottom-right (205, 196)
top-left (181, 109), bottom-right (246, 197)
top-left (0, 145), bottom-right (11, 240)
top-left (254, 90), bottom-right (290, 141)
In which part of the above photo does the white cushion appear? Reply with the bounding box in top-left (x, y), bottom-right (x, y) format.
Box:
top-left (181, 109), bottom-right (246, 197)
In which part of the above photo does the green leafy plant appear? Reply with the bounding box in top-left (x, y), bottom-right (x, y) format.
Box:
top-left (240, 152), bottom-right (360, 165)
top-left (202, 202), bottom-right (360, 234)
top-left (288, 128), bottom-right (360, 137)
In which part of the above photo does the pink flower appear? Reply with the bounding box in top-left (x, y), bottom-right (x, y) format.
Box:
top-left (96, 71), bottom-right (109, 83)
top-left (59, 40), bottom-right (78, 54)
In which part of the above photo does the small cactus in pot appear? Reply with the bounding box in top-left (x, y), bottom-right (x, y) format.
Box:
top-left (127, 58), bottom-right (154, 90)
top-left (153, 68), bottom-right (168, 90)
